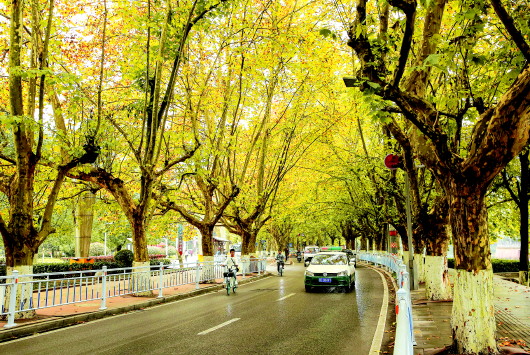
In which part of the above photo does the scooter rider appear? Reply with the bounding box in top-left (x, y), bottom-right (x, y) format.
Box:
top-left (275, 250), bottom-right (286, 274)
top-left (296, 249), bottom-right (302, 262)
top-left (222, 248), bottom-right (239, 285)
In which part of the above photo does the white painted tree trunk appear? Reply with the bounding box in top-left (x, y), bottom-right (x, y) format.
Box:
top-left (5, 265), bottom-right (36, 319)
top-left (415, 253), bottom-right (424, 283)
top-left (520, 271), bottom-right (529, 286)
top-left (240, 254), bottom-right (251, 275)
top-left (424, 255), bottom-right (451, 300)
top-left (201, 255), bottom-right (215, 282)
top-left (451, 269), bottom-right (498, 354)
top-left (131, 261), bottom-right (153, 296)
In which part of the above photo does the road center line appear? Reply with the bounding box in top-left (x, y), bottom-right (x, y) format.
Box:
top-left (277, 293), bottom-right (295, 301)
top-left (197, 318), bottom-right (240, 335)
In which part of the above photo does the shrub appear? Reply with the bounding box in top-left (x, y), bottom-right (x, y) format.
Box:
top-left (150, 258), bottom-right (172, 266)
top-left (149, 254), bottom-right (166, 260)
top-left (148, 246), bottom-right (165, 255)
top-left (90, 242), bottom-right (105, 256)
top-left (492, 259), bottom-right (520, 273)
top-left (91, 255), bottom-right (114, 261)
top-left (114, 249), bottom-right (134, 267)
top-left (448, 258), bottom-right (522, 273)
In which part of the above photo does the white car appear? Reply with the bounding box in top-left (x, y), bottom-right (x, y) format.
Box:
top-left (304, 252), bottom-right (356, 292)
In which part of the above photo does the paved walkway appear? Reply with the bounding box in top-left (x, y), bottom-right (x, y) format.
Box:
top-left (406, 270), bottom-right (530, 354)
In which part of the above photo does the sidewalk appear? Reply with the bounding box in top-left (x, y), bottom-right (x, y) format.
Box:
top-left (406, 270), bottom-right (530, 354)
top-left (0, 272), bottom-right (270, 342)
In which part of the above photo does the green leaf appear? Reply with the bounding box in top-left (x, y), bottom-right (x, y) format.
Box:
top-left (319, 28), bottom-right (332, 38)
top-left (424, 54), bottom-right (441, 66)
top-left (366, 81), bottom-right (380, 90)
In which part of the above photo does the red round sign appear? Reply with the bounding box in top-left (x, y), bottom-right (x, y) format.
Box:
top-left (384, 154), bottom-right (402, 170)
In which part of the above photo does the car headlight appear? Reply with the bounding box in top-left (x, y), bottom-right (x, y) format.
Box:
top-left (337, 270), bottom-right (348, 276)
top-left (305, 270), bottom-right (314, 277)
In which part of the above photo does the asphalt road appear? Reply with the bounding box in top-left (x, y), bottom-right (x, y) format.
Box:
top-left (0, 262), bottom-right (387, 355)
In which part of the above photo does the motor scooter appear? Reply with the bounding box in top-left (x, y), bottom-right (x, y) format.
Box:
top-left (296, 253), bottom-right (302, 263)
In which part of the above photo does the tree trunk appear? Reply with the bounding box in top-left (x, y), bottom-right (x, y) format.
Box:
top-left (423, 197), bottom-right (451, 299)
top-left (4, 250), bottom-right (37, 319)
top-left (424, 255), bottom-right (451, 300)
top-left (75, 191), bottom-right (95, 257)
top-left (449, 190), bottom-right (497, 354)
top-left (241, 229), bottom-right (257, 255)
top-left (130, 219), bottom-right (151, 296)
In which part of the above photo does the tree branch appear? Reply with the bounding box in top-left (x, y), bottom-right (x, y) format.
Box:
top-left (490, 0), bottom-right (530, 63)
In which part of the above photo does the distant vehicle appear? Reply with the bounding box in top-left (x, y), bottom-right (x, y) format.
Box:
top-left (303, 246), bottom-right (320, 266)
top-left (304, 251), bottom-right (356, 292)
top-left (320, 246), bottom-right (344, 252)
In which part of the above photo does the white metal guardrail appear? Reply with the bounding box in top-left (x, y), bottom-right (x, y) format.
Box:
top-left (0, 258), bottom-right (267, 329)
top-left (358, 252), bottom-right (415, 355)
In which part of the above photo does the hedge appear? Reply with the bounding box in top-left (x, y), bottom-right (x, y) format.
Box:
top-left (447, 258), bottom-right (522, 272)
top-left (0, 259), bottom-right (173, 277)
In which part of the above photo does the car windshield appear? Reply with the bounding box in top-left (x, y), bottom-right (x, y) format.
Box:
top-left (311, 254), bottom-right (348, 265)
top-left (305, 247), bottom-right (318, 253)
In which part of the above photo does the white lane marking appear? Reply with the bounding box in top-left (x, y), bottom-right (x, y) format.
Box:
top-left (369, 268), bottom-right (390, 354)
top-left (277, 293), bottom-right (296, 301)
top-left (197, 318), bottom-right (240, 335)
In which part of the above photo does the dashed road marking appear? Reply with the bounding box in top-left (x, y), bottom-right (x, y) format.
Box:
top-left (197, 318), bottom-right (240, 335)
top-left (277, 293), bottom-right (295, 301)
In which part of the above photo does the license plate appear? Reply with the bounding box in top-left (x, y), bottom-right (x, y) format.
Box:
top-left (318, 278), bottom-right (332, 283)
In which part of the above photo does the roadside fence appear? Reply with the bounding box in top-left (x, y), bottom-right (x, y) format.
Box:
top-left (358, 252), bottom-right (415, 355)
top-left (0, 258), bottom-right (267, 329)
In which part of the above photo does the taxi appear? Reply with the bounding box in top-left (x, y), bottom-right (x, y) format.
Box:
top-left (304, 251), bottom-right (355, 292)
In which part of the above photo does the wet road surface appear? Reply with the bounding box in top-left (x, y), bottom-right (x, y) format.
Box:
top-left (0, 262), bottom-right (386, 355)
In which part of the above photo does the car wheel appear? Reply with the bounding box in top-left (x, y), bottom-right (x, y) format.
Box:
top-left (305, 285), bottom-right (312, 292)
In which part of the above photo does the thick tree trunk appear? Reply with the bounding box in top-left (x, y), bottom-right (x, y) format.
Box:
top-left (132, 220), bottom-right (149, 262)
top-left (424, 255), bottom-right (451, 300)
top-left (75, 191), bottom-right (95, 257)
top-left (241, 229), bottom-right (257, 255)
top-left (423, 201), bottom-right (450, 299)
top-left (130, 219), bottom-right (151, 296)
top-left (449, 191), bottom-right (497, 354)
top-left (3, 250), bottom-right (37, 320)
top-left (198, 225), bottom-right (215, 257)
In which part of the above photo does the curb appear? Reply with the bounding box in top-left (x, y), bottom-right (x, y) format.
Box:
top-left (0, 273), bottom-right (271, 343)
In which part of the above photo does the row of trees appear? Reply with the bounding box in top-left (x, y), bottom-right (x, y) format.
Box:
top-left (0, 0), bottom-right (352, 311)
top-left (1, 0), bottom-right (529, 353)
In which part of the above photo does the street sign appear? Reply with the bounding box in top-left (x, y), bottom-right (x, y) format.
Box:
top-left (384, 154), bottom-right (402, 170)
top-left (177, 224), bottom-right (184, 255)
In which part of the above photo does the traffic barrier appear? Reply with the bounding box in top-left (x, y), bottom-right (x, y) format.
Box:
top-left (358, 252), bottom-right (416, 354)
top-left (394, 288), bottom-right (414, 355)
top-left (0, 258), bottom-right (268, 328)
